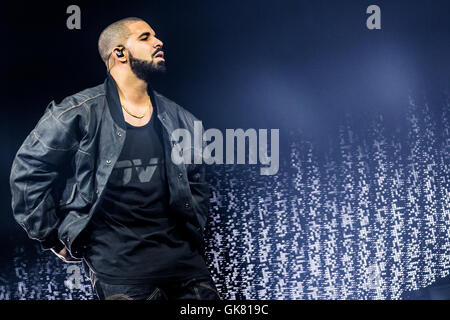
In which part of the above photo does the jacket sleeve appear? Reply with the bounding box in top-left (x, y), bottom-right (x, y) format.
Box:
top-left (10, 100), bottom-right (81, 251)
top-left (187, 159), bottom-right (211, 231)
top-left (185, 117), bottom-right (211, 232)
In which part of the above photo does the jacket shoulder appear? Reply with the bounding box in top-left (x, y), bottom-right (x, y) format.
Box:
top-left (153, 91), bottom-right (200, 125)
top-left (50, 83), bottom-right (106, 120)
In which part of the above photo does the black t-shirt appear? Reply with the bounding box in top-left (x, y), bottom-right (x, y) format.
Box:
top-left (83, 111), bottom-right (211, 285)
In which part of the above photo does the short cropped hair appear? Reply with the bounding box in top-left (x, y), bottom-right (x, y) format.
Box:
top-left (98, 17), bottom-right (143, 68)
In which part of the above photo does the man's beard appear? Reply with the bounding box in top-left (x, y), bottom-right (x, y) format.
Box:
top-left (129, 51), bottom-right (166, 82)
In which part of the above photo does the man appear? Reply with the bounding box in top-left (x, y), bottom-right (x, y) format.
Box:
top-left (10, 17), bottom-right (221, 300)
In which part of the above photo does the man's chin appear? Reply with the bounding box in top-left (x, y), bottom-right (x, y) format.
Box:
top-left (154, 62), bottom-right (167, 73)
top-left (129, 54), bottom-right (166, 81)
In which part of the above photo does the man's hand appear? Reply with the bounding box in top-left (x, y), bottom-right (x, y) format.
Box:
top-left (51, 246), bottom-right (82, 263)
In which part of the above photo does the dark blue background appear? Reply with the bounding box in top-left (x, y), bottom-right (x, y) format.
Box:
top-left (1, 0), bottom-right (449, 299)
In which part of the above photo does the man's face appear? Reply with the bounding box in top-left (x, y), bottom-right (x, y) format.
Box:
top-left (125, 21), bottom-right (166, 80)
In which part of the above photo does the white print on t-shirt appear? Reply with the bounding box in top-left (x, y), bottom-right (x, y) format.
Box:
top-left (114, 158), bottom-right (162, 184)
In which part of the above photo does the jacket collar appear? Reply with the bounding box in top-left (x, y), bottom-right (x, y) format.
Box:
top-left (104, 72), bottom-right (167, 130)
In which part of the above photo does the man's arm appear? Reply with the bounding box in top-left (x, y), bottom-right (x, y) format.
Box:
top-left (185, 117), bottom-right (211, 232)
top-left (10, 100), bottom-right (82, 255)
top-left (187, 158), bottom-right (211, 231)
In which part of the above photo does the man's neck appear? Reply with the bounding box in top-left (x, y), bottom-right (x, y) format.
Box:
top-left (111, 70), bottom-right (150, 105)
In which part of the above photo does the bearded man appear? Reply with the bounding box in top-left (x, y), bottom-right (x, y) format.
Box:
top-left (10, 17), bottom-right (220, 300)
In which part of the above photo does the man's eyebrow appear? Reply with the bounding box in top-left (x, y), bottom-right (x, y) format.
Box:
top-left (138, 32), bottom-right (152, 38)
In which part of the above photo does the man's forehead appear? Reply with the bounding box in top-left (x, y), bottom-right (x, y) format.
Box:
top-left (128, 21), bottom-right (155, 36)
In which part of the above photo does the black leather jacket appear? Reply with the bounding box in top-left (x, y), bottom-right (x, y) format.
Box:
top-left (10, 73), bottom-right (211, 258)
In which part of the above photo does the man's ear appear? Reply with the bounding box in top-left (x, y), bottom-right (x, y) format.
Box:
top-left (113, 46), bottom-right (127, 62)
top-left (107, 46), bottom-right (127, 72)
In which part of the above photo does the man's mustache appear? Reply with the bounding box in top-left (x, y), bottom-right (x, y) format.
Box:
top-left (153, 48), bottom-right (164, 57)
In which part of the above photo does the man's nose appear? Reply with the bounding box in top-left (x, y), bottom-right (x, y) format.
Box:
top-left (153, 37), bottom-right (163, 48)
